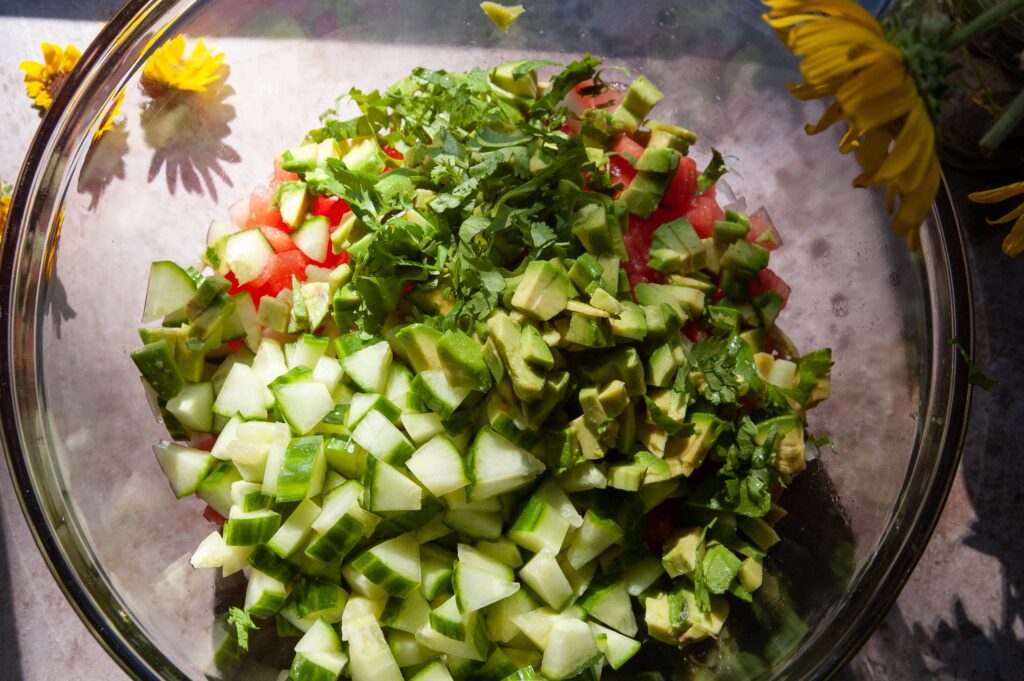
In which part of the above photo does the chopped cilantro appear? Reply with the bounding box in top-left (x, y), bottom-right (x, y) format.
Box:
top-left (950, 338), bottom-right (996, 390)
top-left (697, 148), bottom-right (728, 193)
top-left (227, 607), bottom-right (258, 652)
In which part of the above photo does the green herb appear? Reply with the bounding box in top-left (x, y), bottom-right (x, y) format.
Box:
top-left (227, 607), bottom-right (258, 652)
top-left (690, 334), bottom-right (762, 405)
top-left (697, 148), bottom-right (728, 193)
top-left (950, 338), bottom-right (996, 390)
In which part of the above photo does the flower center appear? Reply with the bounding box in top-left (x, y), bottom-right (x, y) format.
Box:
top-left (46, 72), bottom-right (69, 101)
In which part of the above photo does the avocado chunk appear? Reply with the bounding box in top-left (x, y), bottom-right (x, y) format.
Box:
top-left (611, 76), bottom-right (664, 134)
top-left (713, 217), bottom-right (751, 245)
top-left (571, 203), bottom-right (625, 259)
top-left (568, 253), bottom-right (604, 292)
top-left (299, 282), bottom-right (330, 331)
top-left (634, 283), bottom-right (705, 322)
top-left (280, 143), bottom-right (318, 174)
top-left (662, 527), bottom-right (702, 577)
top-left (480, 2), bottom-right (525, 32)
top-left (565, 313), bottom-right (613, 349)
top-left (186, 274), bottom-right (231, 320)
top-left (570, 415), bottom-right (606, 460)
top-left (756, 415), bottom-right (806, 477)
top-left (635, 147), bottom-right (681, 174)
top-left (256, 296), bottom-right (290, 333)
top-left (647, 119), bottom-right (698, 149)
top-left (620, 169), bottom-right (673, 219)
top-left (521, 370), bottom-right (569, 429)
top-left (487, 312), bottom-right (546, 402)
top-left (646, 343), bottom-right (678, 388)
top-left (720, 240), bottom-right (770, 280)
top-left (276, 181), bottom-right (311, 228)
top-left (437, 330), bottom-right (493, 392)
top-left (647, 218), bottom-right (707, 275)
top-left (510, 260), bottom-right (570, 321)
top-left (341, 137), bottom-right (387, 175)
top-left (520, 323), bottom-right (554, 370)
top-left (609, 300), bottom-right (648, 341)
top-left (187, 294), bottom-right (235, 351)
top-left (598, 380), bottom-right (629, 419)
top-left (664, 412), bottom-right (726, 478)
top-left (589, 287), bottom-right (622, 315)
top-left (489, 61), bottom-right (538, 98)
top-left (392, 323), bottom-right (442, 373)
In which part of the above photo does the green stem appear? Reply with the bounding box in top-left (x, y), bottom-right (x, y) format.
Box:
top-left (942, 0), bottom-right (1024, 50)
top-left (979, 87), bottom-right (1024, 154)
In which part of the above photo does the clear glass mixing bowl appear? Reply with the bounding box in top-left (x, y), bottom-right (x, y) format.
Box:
top-left (0, 1), bottom-right (973, 679)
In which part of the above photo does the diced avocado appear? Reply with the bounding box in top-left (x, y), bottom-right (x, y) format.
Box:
top-left (740, 328), bottom-right (766, 354)
top-left (738, 516), bottom-right (780, 551)
top-left (713, 219), bottom-right (750, 244)
top-left (647, 219), bottom-right (707, 275)
top-left (565, 314), bottom-right (612, 349)
top-left (578, 387), bottom-right (608, 428)
top-left (708, 305), bottom-right (741, 335)
top-left (568, 253), bottom-right (603, 292)
top-left (598, 380), bottom-right (629, 419)
top-left (596, 255), bottom-right (621, 295)
top-left (341, 137), bottom-right (386, 175)
top-left (392, 323), bottom-right (443, 373)
top-left (186, 274), bottom-right (231, 320)
top-left (257, 295), bottom-right (291, 333)
top-left (276, 181), bottom-right (311, 228)
top-left (611, 76), bottom-right (664, 133)
top-left (570, 416), bottom-right (605, 461)
top-left (635, 147), bottom-right (681, 174)
top-left (620, 170), bottom-right (673, 219)
top-left (487, 312), bottom-right (546, 402)
top-left (647, 119), bottom-right (698, 148)
top-left (437, 330), bottom-right (493, 392)
top-left (187, 295), bottom-right (235, 351)
top-left (315, 139), bottom-right (343, 167)
top-left (616, 403), bottom-right (637, 454)
top-left (520, 324), bottom-right (554, 370)
top-left (566, 299), bottom-right (610, 318)
top-left (280, 143), bottom-right (318, 174)
top-left (756, 415), bottom-right (806, 477)
top-left (662, 527), bottom-right (702, 577)
top-left (609, 301), bottom-right (647, 341)
top-left (720, 240), bottom-right (770, 280)
top-left (511, 261), bottom-right (569, 322)
top-left (671, 582), bottom-right (729, 639)
top-left (330, 212), bottom-right (361, 254)
top-left (490, 61), bottom-right (538, 98)
top-left (327, 263), bottom-right (352, 298)
top-left (646, 344), bottom-right (678, 388)
top-left (299, 282), bottom-right (330, 331)
top-left (571, 203), bottom-right (625, 259)
top-left (481, 2), bottom-right (526, 32)
top-left (634, 284), bottom-right (704, 322)
top-left (738, 557), bottom-right (763, 592)
top-left (589, 287), bottom-right (621, 316)
top-left (521, 370), bottom-right (570, 429)
top-left (664, 412), bottom-right (725, 478)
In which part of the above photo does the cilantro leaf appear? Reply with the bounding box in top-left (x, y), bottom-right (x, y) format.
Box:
top-left (691, 521), bottom-right (714, 612)
top-left (536, 54), bottom-right (601, 111)
top-left (950, 338), bottom-right (996, 390)
top-left (307, 159), bottom-right (382, 228)
top-left (702, 544), bottom-right (743, 595)
top-left (696, 148), bottom-right (728, 193)
top-left (512, 59), bottom-right (561, 79)
top-left (227, 607), bottom-right (258, 652)
top-left (644, 395), bottom-right (696, 438)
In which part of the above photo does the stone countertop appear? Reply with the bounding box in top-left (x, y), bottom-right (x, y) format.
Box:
top-left (0, 4), bottom-right (1021, 680)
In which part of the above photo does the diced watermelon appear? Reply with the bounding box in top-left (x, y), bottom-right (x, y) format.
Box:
top-left (313, 195), bottom-right (351, 226)
top-left (750, 268), bottom-right (791, 308)
top-left (612, 134), bottom-right (645, 165)
top-left (683, 187), bottom-right (725, 238)
top-left (662, 156), bottom-right (698, 208)
top-left (623, 214), bottom-right (663, 289)
top-left (228, 197), bottom-right (250, 229)
top-left (259, 226), bottom-right (297, 254)
top-left (271, 158), bottom-right (300, 187)
top-left (572, 79), bottom-right (622, 110)
top-left (243, 250), bottom-right (310, 303)
top-left (747, 206), bottom-right (783, 251)
top-left (203, 505), bottom-right (226, 526)
top-left (247, 185), bottom-right (289, 232)
top-left (381, 144), bottom-right (404, 161)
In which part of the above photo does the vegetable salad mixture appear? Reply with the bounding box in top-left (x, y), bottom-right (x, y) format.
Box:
top-left (132, 57), bottom-right (833, 681)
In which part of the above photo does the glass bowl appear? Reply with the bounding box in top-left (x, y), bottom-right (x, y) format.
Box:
top-left (0, 1), bottom-right (973, 679)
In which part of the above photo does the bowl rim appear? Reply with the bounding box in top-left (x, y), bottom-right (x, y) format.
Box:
top-left (0, 1), bottom-right (974, 679)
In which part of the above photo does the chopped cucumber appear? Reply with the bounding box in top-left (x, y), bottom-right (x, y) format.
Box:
top-left (350, 533), bottom-right (421, 597)
top-left (225, 228), bottom-right (274, 285)
top-left (406, 434), bottom-right (469, 497)
top-left (142, 261), bottom-right (197, 323)
top-left (153, 443), bottom-right (217, 499)
top-left (341, 341), bottom-right (392, 394)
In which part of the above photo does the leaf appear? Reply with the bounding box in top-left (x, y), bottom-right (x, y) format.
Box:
top-left (460, 216), bottom-right (491, 243)
top-left (950, 338), bottom-right (996, 390)
top-left (227, 607), bottom-right (258, 652)
top-left (512, 59), bottom-right (561, 79)
top-left (307, 159), bottom-right (382, 227)
top-left (536, 54), bottom-right (601, 111)
top-left (644, 395), bottom-right (696, 438)
top-left (697, 148), bottom-right (728, 193)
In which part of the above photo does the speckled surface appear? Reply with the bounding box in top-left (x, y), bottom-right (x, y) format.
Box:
top-left (0, 4), bottom-right (1021, 680)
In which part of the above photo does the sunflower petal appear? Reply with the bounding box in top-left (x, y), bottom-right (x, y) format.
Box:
top-left (968, 181), bottom-right (1024, 203)
top-left (1002, 216), bottom-right (1024, 257)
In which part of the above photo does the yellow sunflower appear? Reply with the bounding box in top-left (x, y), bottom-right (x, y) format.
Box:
top-left (94, 90), bottom-right (126, 141)
top-left (968, 181), bottom-right (1024, 257)
top-left (19, 42), bottom-right (82, 111)
top-left (762, 0), bottom-right (942, 249)
top-left (141, 35), bottom-right (224, 96)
